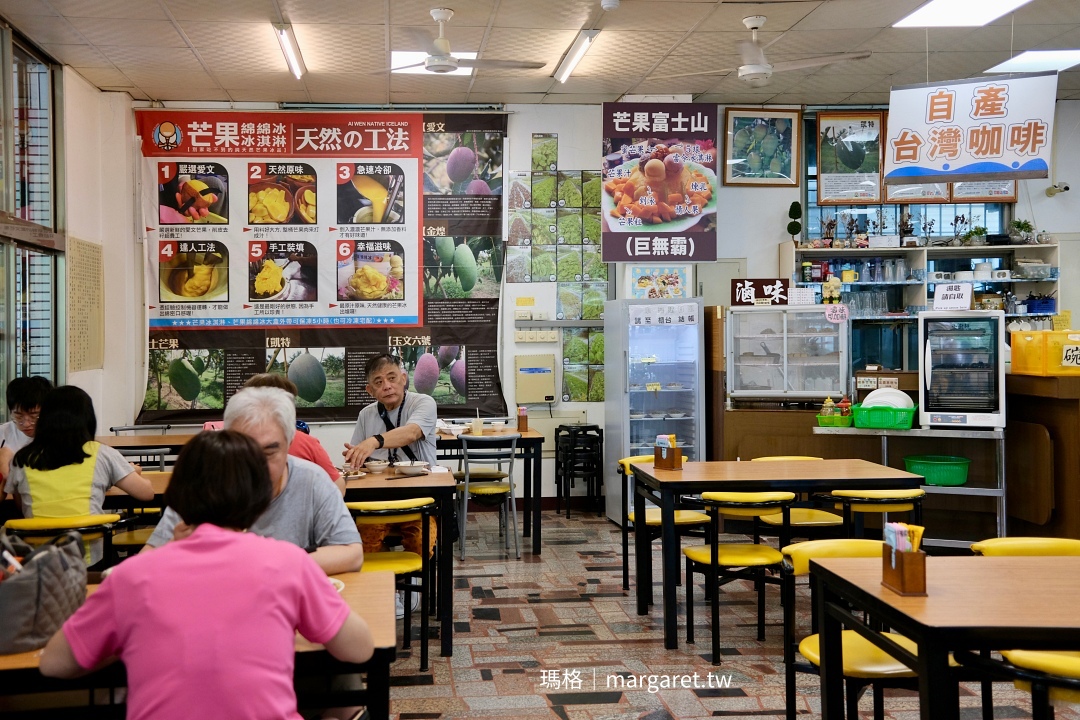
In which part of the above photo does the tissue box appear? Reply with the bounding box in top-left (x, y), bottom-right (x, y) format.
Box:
top-left (881, 546), bottom-right (927, 596)
top-left (654, 446), bottom-right (683, 470)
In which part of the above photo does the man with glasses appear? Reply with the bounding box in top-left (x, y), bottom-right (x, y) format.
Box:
top-left (0, 376), bottom-right (52, 480)
top-left (345, 354), bottom-right (438, 615)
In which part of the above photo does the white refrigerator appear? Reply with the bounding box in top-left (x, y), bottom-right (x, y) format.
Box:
top-left (603, 298), bottom-right (705, 525)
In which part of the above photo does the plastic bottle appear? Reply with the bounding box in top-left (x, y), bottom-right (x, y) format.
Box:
top-left (820, 396), bottom-right (836, 417)
top-left (801, 261), bottom-right (813, 282)
top-left (837, 394), bottom-right (852, 416)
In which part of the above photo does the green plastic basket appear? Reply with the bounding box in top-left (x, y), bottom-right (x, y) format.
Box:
top-left (904, 455), bottom-right (970, 486)
top-left (851, 403), bottom-right (917, 430)
top-left (816, 414), bottom-right (853, 427)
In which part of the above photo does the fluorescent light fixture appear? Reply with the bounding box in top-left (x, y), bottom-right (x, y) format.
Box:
top-left (390, 51), bottom-right (478, 76)
top-left (986, 49), bottom-right (1080, 73)
top-left (893, 0), bottom-right (1034, 27)
top-left (554, 29), bottom-right (600, 83)
top-left (274, 24), bottom-right (307, 79)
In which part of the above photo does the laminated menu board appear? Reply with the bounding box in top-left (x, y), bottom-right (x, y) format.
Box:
top-left (134, 110), bottom-right (508, 422)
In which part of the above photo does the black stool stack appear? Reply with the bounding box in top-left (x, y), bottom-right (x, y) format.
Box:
top-left (554, 424), bottom-right (604, 518)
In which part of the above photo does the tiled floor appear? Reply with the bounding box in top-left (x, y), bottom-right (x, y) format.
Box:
top-left (385, 511), bottom-right (1080, 719)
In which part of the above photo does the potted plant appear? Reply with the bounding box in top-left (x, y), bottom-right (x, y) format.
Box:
top-left (1010, 218), bottom-right (1035, 243)
top-left (787, 201), bottom-right (803, 246)
top-left (965, 225), bottom-right (988, 246)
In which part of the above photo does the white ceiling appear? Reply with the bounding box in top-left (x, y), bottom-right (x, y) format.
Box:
top-left (2, 0), bottom-right (1080, 105)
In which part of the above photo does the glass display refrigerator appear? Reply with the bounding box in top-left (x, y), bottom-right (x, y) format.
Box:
top-left (918, 310), bottom-right (1006, 428)
top-left (725, 306), bottom-right (849, 401)
top-left (603, 298), bottom-right (705, 525)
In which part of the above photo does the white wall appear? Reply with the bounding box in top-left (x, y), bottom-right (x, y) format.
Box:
top-left (61, 68), bottom-right (142, 432)
top-left (58, 96), bottom-right (1080, 492)
top-left (1018, 100), bottom-right (1080, 319)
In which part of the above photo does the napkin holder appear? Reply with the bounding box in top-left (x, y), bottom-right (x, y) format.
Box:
top-left (881, 546), bottom-right (927, 596)
top-left (654, 446), bottom-right (683, 470)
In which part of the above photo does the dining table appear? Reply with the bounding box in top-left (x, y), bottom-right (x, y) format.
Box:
top-left (95, 434), bottom-right (197, 453)
top-left (0, 570), bottom-right (397, 719)
top-left (812, 555), bottom-right (1080, 720)
top-left (628, 458), bottom-right (923, 650)
top-left (436, 427), bottom-right (546, 555)
top-left (344, 467), bottom-right (457, 658)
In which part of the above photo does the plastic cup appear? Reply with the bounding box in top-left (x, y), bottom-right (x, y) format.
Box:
top-left (471, 418), bottom-right (484, 435)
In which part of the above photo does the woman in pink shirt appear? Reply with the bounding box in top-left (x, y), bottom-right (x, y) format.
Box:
top-left (39, 430), bottom-right (374, 720)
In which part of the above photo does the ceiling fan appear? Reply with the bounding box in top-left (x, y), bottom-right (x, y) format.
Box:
top-left (649, 15), bottom-right (871, 85)
top-left (391, 7), bottom-right (546, 74)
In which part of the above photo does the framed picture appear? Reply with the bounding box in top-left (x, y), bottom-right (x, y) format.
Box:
top-left (885, 182), bottom-right (950, 203)
top-left (723, 108), bottom-right (800, 187)
top-left (624, 264), bottom-right (693, 300)
top-left (817, 111), bottom-right (883, 205)
top-left (950, 180), bottom-right (1017, 203)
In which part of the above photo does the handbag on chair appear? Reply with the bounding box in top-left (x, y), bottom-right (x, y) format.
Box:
top-left (0, 530), bottom-right (87, 654)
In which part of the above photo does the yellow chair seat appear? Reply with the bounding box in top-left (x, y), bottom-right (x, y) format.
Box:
top-left (971, 537), bottom-right (1080, 556)
top-left (783, 539), bottom-right (885, 574)
top-left (618, 455), bottom-right (656, 475)
top-left (452, 468), bottom-right (508, 481)
top-left (347, 497), bottom-right (434, 525)
top-left (831, 489), bottom-right (925, 500)
top-left (1002, 650), bottom-right (1080, 703)
top-left (760, 508), bottom-right (844, 528)
top-left (628, 508), bottom-right (710, 526)
top-left (360, 550), bottom-right (423, 575)
top-left (112, 527), bottom-right (155, 546)
top-left (458, 482), bottom-right (511, 495)
top-left (701, 491), bottom-right (796, 517)
top-left (683, 543), bottom-right (783, 567)
top-left (6, 514), bottom-right (121, 531)
top-left (799, 631), bottom-right (920, 679)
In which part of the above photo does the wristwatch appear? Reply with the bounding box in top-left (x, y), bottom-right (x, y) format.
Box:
top-left (373, 434), bottom-right (385, 449)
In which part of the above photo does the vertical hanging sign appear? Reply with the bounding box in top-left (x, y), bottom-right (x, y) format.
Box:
top-left (600, 103), bottom-right (718, 262)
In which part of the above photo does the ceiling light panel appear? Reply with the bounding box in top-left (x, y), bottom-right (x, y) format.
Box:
top-left (986, 49), bottom-right (1080, 72)
top-left (795, 0), bottom-right (925, 30)
top-left (894, 0), bottom-right (1036, 28)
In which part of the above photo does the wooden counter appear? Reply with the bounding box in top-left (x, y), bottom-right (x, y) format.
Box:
top-left (1005, 373), bottom-right (1078, 538)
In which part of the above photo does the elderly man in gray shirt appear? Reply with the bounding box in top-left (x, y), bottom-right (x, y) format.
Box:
top-left (145, 387), bottom-right (362, 575)
top-left (344, 353), bottom-right (438, 558)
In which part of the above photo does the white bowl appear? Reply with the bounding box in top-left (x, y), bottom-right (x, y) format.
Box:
top-left (444, 425), bottom-right (465, 436)
top-left (364, 460), bottom-right (389, 473)
top-left (394, 461), bottom-right (429, 476)
top-left (863, 388), bottom-right (914, 409)
top-left (489, 421), bottom-right (507, 430)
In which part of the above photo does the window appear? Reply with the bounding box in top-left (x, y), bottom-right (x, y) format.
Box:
top-left (13, 40), bottom-right (52, 227)
top-left (803, 116), bottom-right (1006, 240)
top-left (14, 244), bottom-right (56, 381)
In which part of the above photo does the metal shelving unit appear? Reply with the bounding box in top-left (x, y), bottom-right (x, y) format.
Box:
top-left (812, 425), bottom-right (1005, 549)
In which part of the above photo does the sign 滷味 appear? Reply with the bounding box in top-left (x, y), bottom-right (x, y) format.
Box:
top-left (730, 279), bottom-right (788, 306)
top-left (884, 72), bottom-right (1059, 184)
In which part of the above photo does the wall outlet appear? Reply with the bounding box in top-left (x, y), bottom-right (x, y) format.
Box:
top-left (878, 377), bottom-right (899, 389)
top-left (856, 377), bottom-right (878, 389)
top-left (514, 309), bottom-right (532, 320)
top-left (533, 311), bottom-right (549, 321)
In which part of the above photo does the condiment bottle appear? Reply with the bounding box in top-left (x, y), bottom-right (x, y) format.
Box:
top-left (820, 396), bottom-right (836, 417)
top-left (517, 405), bottom-right (529, 432)
top-left (837, 394), bottom-right (852, 416)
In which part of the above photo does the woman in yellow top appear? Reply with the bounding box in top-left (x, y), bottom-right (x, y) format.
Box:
top-left (3, 386), bottom-right (155, 565)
